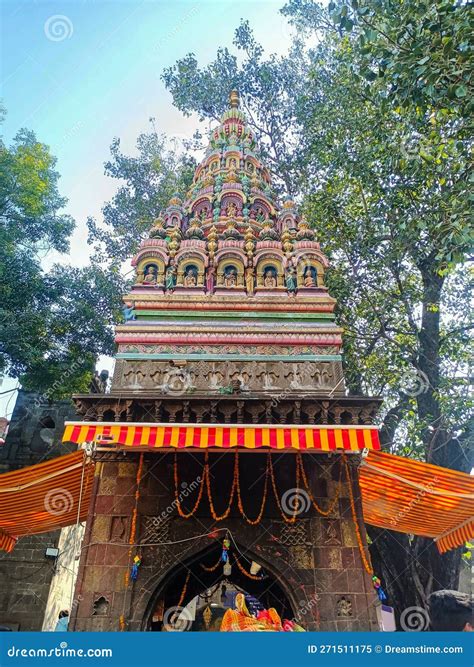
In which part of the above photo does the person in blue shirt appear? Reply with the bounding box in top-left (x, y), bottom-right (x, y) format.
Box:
top-left (54, 610), bottom-right (69, 631)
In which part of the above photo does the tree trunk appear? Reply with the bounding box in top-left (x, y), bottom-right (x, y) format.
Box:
top-left (368, 529), bottom-right (463, 628)
top-left (367, 260), bottom-right (467, 628)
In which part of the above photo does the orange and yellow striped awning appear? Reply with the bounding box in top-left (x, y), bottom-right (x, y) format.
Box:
top-left (0, 451), bottom-right (94, 553)
top-left (360, 450), bottom-right (474, 553)
top-left (0, 528), bottom-right (15, 553)
top-left (62, 422), bottom-right (381, 451)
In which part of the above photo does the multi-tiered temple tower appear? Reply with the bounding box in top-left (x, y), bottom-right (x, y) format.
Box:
top-left (65, 92), bottom-right (382, 631)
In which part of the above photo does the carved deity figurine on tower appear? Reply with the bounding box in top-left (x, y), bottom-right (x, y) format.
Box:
top-left (304, 267), bottom-right (317, 287)
top-left (264, 268), bottom-right (277, 288)
top-left (143, 266), bottom-right (157, 284)
top-left (285, 264), bottom-right (297, 295)
top-left (184, 267), bottom-right (197, 287)
top-left (206, 265), bottom-right (216, 294)
top-left (226, 202), bottom-right (238, 218)
top-left (245, 267), bottom-right (254, 295)
top-left (224, 267), bottom-right (237, 288)
top-left (166, 265), bottom-right (177, 292)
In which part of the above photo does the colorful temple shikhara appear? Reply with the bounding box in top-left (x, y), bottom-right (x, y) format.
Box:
top-left (63, 91), bottom-right (383, 631)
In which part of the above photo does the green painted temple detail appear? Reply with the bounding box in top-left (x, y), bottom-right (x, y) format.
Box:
top-left (68, 92), bottom-right (381, 631)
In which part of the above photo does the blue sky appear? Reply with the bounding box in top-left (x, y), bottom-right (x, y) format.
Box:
top-left (1, 0), bottom-right (293, 264)
top-left (0, 0), bottom-right (294, 415)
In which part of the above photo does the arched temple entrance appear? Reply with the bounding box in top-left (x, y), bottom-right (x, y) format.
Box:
top-left (142, 541), bottom-right (295, 631)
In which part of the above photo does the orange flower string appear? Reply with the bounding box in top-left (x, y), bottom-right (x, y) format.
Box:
top-left (342, 452), bottom-right (373, 575)
top-left (206, 451), bottom-right (238, 521)
top-left (269, 454), bottom-right (301, 524)
top-left (297, 453), bottom-right (343, 517)
top-left (200, 556), bottom-right (223, 572)
top-left (234, 555), bottom-right (267, 581)
top-left (236, 452), bottom-right (270, 525)
top-left (177, 570), bottom-right (191, 607)
top-left (174, 452), bottom-right (206, 518)
top-left (124, 452), bottom-right (144, 587)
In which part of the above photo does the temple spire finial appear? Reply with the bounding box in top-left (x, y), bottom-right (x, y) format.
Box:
top-left (229, 89), bottom-right (240, 109)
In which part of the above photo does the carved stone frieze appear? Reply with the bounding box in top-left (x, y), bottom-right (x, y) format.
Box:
top-left (111, 359), bottom-right (345, 394)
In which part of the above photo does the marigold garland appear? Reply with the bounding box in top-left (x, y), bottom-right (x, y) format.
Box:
top-left (172, 451), bottom-right (344, 526)
top-left (200, 556), bottom-right (223, 572)
top-left (234, 555), bottom-right (267, 581)
top-left (269, 454), bottom-right (301, 524)
top-left (177, 570), bottom-right (191, 607)
top-left (174, 452), bottom-right (206, 518)
top-left (297, 453), bottom-right (343, 517)
top-left (206, 451), bottom-right (238, 521)
top-left (124, 453), bottom-right (144, 587)
top-left (235, 453), bottom-right (270, 525)
top-left (342, 452), bottom-right (374, 575)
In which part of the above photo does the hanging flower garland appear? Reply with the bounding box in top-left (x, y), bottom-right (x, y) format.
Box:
top-left (200, 555), bottom-right (223, 572)
top-left (177, 570), bottom-right (191, 608)
top-left (269, 454), bottom-right (301, 524)
top-left (236, 452), bottom-right (270, 525)
top-left (124, 452), bottom-right (144, 588)
top-left (342, 452), bottom-right (373, 575)
top-left (174, 451), bottom-right (207, 519)
top-left (206, 451), bottom-right (238, 522)
top-left (342, 453), bottom-right (388, 600)
top-left (234, 554), bottom-right (267, 581)
top-left (172, 450), bottom-right (344, 527)
top-left (297, 453), bottom-right (343, 517)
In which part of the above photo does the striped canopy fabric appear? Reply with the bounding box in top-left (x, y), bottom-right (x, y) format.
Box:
top-left (62, 422), bottom-right (381, 452)
top-left (0, 528), bottom-right (15, 554)
top-left (0, 451), bottom-right (94, 553)
top-left (360, 450), bottom-right (474, 553)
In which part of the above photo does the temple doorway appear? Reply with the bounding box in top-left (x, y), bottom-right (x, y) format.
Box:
top-left (143, 541), bottom-right (295, 631)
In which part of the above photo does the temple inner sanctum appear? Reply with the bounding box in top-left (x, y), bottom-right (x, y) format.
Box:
top-left (63, 90), bottom-right (382, 631)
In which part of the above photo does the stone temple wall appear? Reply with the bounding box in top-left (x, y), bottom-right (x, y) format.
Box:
top-left (71, 452), bottom-right (378, 632)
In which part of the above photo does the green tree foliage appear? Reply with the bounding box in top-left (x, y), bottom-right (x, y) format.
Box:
top-left (282, 0), bottom-right (472, 463)
top-left (162, 22), bottom-right (307, 196)
top-left (161, 8), bottom-right (472, 618)
top-left (281, 0), bottom-right (473, 614)
top-left (0, 120), bottom-right (122, 397)
top-left (87, 124), bottom-right (196, 262)
top-left (284, 0), bottom-right (473, 114)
